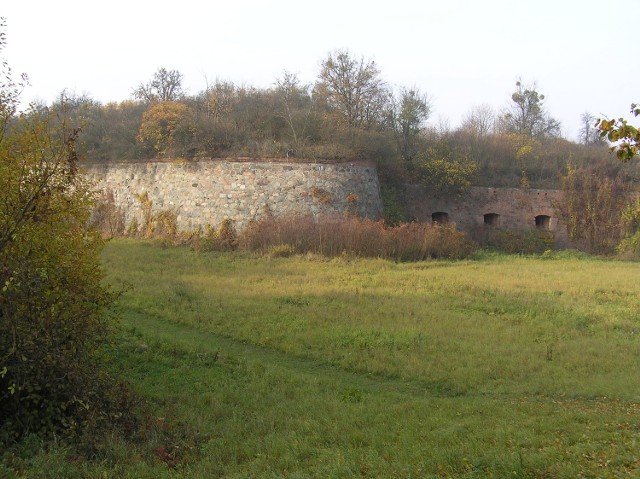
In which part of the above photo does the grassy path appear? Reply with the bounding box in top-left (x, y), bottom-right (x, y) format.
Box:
top-left (121, 306), bottom-right (481, 400)
top-left (112, 304), bottom-right (640, 479)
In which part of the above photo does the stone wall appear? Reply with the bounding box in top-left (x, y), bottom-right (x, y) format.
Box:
top-left (403, 185), bottom-right (569, 246)
top-left (83, 158), bottom-right (575, 246)
top-left (83, 158), bottom-right (384, 231)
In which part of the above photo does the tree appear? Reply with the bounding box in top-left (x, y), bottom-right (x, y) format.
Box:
top-left (616, 195), bottom-right (640, 257)
top-left (461, 104), bottom-right (495, 137)
top-left (198, 78), bottom-right (237, 122)
top-left (412, 142), bottom-right (478, 197)
top-left (393, 87), bottom-right (431, 161)
top-left (559, 164), bottom-right (629, 253)
top-left (499, 79), bottom-right (561, 138)
top-left (596, 103), bottom-right (640, 161)
top-left (0, 19), bottom-right (28, 130)
top-left (133, 67), bottom-right (184, 103)
top-left (275, 71), bottom-right (313, 149)
top-left (315, 50), bottom-right (390, 129)
top-left (189, 80), bottom-right (238, 157)
top-left (47, 90), bottom-right (108, 158)
top-left (137, 101), bottom-right (194, 156)
top-left (578, 112), bottom-right (601, 145)
top-left (0, 19), bottom-right (125, 442)
top-left (88, 100), bottom-right (148, 161)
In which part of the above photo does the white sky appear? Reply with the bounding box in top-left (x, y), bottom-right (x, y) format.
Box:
top-left (3, 0), bottom-right (637, 140)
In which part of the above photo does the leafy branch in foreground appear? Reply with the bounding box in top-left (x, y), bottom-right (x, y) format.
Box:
top-left (596, 103), bottom-right (640, 161)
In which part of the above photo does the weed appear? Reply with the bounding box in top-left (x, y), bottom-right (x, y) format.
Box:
top-left (268, 244), bottom-right (296, 258)
top-left (192, 219), bottom-right (238, 252)
top-left (90, 189), bottom-right (125, 237)
top-left (237, 214), bottom-right (475, 260)
top-left (341, 388), bottom-right (364, 403)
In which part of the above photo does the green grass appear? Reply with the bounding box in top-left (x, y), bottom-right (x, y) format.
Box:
top-left (105, 240), bottom-right (640, 400)
top-left (8, 239), bottom-right (640, 477)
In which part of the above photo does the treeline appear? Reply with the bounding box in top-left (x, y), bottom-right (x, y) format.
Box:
top-left (40, 50), bottom-right (639, 191)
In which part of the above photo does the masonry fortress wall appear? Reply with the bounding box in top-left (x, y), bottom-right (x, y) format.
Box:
top-left (403, 185), bottom-right (569, 246)
top-left (83, 159), bottom-right (385, 231)
top-left (83, 158), bottom-right (568, 244)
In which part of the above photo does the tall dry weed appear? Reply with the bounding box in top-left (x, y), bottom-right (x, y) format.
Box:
top-left (237, 215), bottom-right (475, 260)
top-left (89, 189), bottom-right (126, 237)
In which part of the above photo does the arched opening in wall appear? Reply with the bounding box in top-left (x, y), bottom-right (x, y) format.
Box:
top-left (535, 215), bottom-right (551, 229)
top-left (431, 212), bottom-right (449, 224)
top-left (484, 213), bottom-right (500, 227)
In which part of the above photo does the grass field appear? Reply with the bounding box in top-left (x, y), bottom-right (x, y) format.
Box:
top-left (11, 239), bottom-right (640, 478)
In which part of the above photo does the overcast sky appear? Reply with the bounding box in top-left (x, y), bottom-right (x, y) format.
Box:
top-left (3, 0), bottom-right (637, 140)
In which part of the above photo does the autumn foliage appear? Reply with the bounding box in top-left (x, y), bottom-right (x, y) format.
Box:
top-left (137, 101), bottom-right (194, 156)
top-left (0, 21), bottom-right (132, 445)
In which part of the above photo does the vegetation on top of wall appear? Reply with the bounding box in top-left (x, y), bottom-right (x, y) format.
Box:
top-left (32, 53), bottom-right (638, 194)
top-left (29, 46), bottom-right (640, 256)
top-left (410, 141), bottom-right (478, 197)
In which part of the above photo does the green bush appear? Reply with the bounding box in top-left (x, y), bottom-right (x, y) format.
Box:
top-left (616, 198), bottom-right (640, 259)
top-left (616, 231), bottom-right (640, 259)
top-left (473, 227), bottom-right (554, 255)
top-left (0, 55), bottom-right (131, 446)
top-left (380, 184), bottom-right (408, 226)
top-left (412, 143), bottom-right (478, 197)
